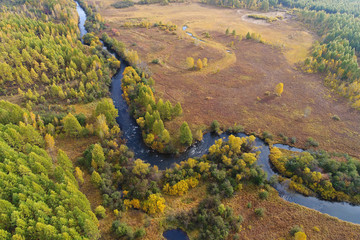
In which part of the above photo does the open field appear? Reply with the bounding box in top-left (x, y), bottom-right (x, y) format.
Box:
top-left (86, 0), bottom-right (360, 158)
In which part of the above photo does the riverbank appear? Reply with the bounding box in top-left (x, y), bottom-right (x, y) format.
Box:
top-left (74, 1), bottom-right (360, 238)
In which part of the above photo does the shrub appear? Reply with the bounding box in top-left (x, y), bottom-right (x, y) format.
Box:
top-left (254, 208), bottom-right (265, 217)
top-left (151, 59), bottom-right (159, 64)
top-left (290, 137), bottom-right (297, 144)
top-left (134, 227), bottom-right (146, 239)
top-left (332, 115), bottom-right (340, 121)
top-left (76, 113), bottom-right (87, 126)
top-left (211, 120), bottom-right (220, 133)
top-left (306, 137), bottom-right (319, 147)
top-left (259, 190), bottom-right (269, 200)
top-left (290, 225), bottom-right (303, 236)
top-left (313, 226), bottom-right (320, 232)
top-left (247, 202), bottom-right (252, 208)
top-left (95, 205), bottom-right (106, 219)
top-left (112, 221), bottom-right (134, 238)
top-left (262, 131), bottom-right (273, 140)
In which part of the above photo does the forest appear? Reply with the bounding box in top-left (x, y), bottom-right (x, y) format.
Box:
top-left (2, 0), bottom-right (360, 239)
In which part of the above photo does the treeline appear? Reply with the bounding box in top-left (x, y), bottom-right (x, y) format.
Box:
top-left (0, 101), bottom-right (100, 239)
top-left (270, 147), bottom-right (360, 204)
top-left (202, 0), bottom-right (276, 12)
top-left (111, 0), bottom-right (184, 8)
top-left (279, 0), bottom-right (360, 17)
top-left (298, 10), bottom-right (360, 110)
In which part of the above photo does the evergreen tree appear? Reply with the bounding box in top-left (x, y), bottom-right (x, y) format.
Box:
top-left (92, 144), bottom-right (105, 170)
top-left (180, 122), bottom-right (193, 146)
top-left (63, 113), bottom-right (82, 137)
top-left (172, 102), bottom-right (183, 116)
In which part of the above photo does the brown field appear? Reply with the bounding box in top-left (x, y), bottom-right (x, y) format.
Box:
top-left (85, 0), bottom-right (360, 158)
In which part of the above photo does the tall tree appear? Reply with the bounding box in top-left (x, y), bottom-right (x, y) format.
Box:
top-left (63, 113), bottom-right (82, 137)
top-left (180, 122), bottom-right (193, 146)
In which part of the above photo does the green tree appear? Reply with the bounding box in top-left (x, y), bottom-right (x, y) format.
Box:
top-left (152, 120), bottom-right (165, 136)
top-left (161, 129), bottom-right (171, 144)
top-left (246, 32), bottom-right (251, 39)
top-left (95, 99), bottom-right (118, 125)
top-left (95, 206), bottom-right (106, 219)
top-left (180, 122), bottom-right (192, 146)
top-left (57, 150), bottom-right (73, 173)
top-left (172, 102), bottom-right (183, 116)
top-left (92, 144), bottom-right (105, 170)
top-left (63, 113), bottom-right (82, 137)
top-left (91, 171), bottom-right (102, 186)
top-left (260, 0), bottom-right (270, 11)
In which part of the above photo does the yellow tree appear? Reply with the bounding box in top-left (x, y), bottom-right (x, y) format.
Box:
top-left (197, 59), bottom-right (203, 70)
top-left (44, 134), bottom-right (55, 152)
top-left (132, 159), bottom-right (150, 176)
top-left (142, 194), bottom-right (166, 214)
top-left (186, 57), bottom-right (194, 69)
top-left (203, 58), bottom-right (208, 67)
top-left (96, 114), bottom-right (109, 139)
top-left (295, 232), bottom-right (307, 240)
top-left (75, 167), bottom-right (84, 185)
top-left (275, 83), bottom-right (284, 96)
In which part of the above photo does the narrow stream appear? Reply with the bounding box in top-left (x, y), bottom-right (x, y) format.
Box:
top-left (76, 2), bottom-right (360, 225)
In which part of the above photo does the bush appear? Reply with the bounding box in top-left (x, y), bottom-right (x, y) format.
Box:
top-left (112, 220), bottom-right (134, 238)
top-left (76, 113), bottom-right (87, 126)
top-left (259, 190), bottom-right (269, 200)
top-left (247, 202), bottom-right (252, 208)
top-left (290, 137), bottom-right (297, 144)
top-left (254, 208), bottom-right (265, 217)
top-left (151, 59), bottom-right (159, 64)
top-left (262, 131), bottom-right (273, 140)
top-left (306, 137), bottom-right (319, 147)
top-left (134, 227), bottom-right (146, 239)
top-left (332, 115), bottom-right (340, 121)
top-left (290, 225), bottom-right (303, 236)
top-left (95, 205), bottom-right (106, 219)
top-left (211, 120), bottom-right (220, 133)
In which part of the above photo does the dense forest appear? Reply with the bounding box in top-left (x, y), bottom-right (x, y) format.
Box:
top-left (279, 0), bottom-right (360, 16)
top-left (0, 101), bottom-right (100, 239)
top-left (0, 0), bottom-right (119, 110)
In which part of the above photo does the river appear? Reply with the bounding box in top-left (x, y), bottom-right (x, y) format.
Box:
top-left (75, 1), bottom-right (360, 225)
